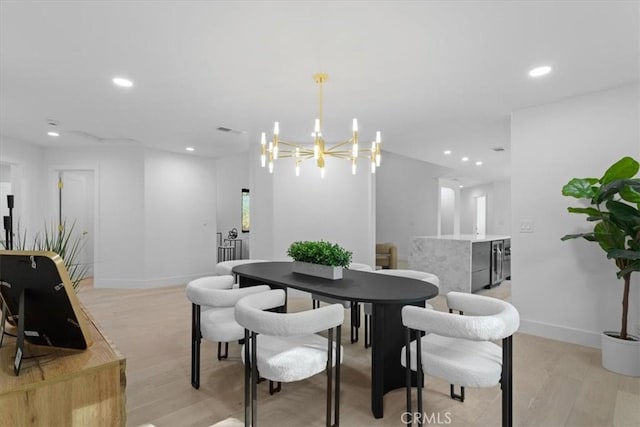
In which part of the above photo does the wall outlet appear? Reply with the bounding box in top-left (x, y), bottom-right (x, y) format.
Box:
top-left (519, 220), bottom-right (535, 233)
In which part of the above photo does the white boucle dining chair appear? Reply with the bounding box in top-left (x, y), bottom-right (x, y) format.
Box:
top-left (401, 292), bottom-right (520, 426)
top-left (235, 289), bottom-right (344, 427)
top-left (311, 262), bottom-right (372, 344)
top-left (363, 269), bottom-right (440, 348)
top-left (185, 275), bottom-right (270, 389)
top-left (214, 259), bottom-right (269, 277)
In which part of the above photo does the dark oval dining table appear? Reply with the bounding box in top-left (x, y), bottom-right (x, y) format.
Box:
top-left (233, 261), bottom-right (439, 419)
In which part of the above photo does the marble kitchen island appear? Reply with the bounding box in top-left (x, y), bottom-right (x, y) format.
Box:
top-left (409, 234), bottom-right (510, 294)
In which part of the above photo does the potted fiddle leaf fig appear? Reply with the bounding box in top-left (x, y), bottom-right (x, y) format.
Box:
top-left (561, 156), bottom-right (640, 376)
top-left (287, 240), bottom-right (352, 280)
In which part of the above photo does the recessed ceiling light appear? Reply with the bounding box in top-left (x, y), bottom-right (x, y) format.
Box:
top-left (529, 66), bottom-right (552, 77)
top-left (475, 161), bottom-right (483, 166)
top-left (459, 185), bottom-right (464, 188)
top-left (185, 147), bottom-right (195, 152)
top-left (112, 77), bottom-right (134, 88)
top-left (47, 131), bottom-right (59, 137)
top-left (461, 157), bottom-right (469, 162)
top-left (444, 150), bottom-right (452, 155)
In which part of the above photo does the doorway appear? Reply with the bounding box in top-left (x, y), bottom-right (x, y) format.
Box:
top-left (440, 187), bottom-right (455, 235)
top-left (438, 179), bottom-right (461, 236)
top-left (474, 195), bottom-right (487, 236)
top-left (57, 170), bottom-right (95, 276)
top-left (0, 164), bottom-right (12, 247)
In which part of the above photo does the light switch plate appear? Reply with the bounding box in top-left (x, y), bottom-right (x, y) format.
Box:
top-left (520, 220), bottom-right (535, 233)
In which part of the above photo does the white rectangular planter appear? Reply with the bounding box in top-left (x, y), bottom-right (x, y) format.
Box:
top-left (292, 261), bottom-right (343, 280)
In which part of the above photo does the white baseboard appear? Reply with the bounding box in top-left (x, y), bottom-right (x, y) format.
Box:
top-left (94, 272), bottom-right (215, 289)
top-left (519, 318), bottom-right (601, 349)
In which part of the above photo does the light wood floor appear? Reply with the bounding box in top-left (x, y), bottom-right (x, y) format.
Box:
top-left (76, 280), bottom-right (640, 427)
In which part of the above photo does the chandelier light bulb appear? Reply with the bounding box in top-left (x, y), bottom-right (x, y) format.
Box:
top-left (352, 118), bottom-right (358, 132)
top-left (376, 153), bottom-right (381, 167)
top-left (314, 118), bottom-right (320, 133)
top-left (273, 122), bottom-right (279, 135)
top-left (273, 145), bottom-right (279, 159)
top-left (352, 143), bottom-right (359, 158)
top-left (268, 162), bottom-right (274, 174)
top-left (371, 161), bottom-right (376, 174)
top-left (320, 167), bottom-right (325, 179)
top-left (261, 155), bottom-right (266, 167)
top-left (352, 160), bottom-right (357, 175)
top-left (295, 163), bottom-right (300, 177)
top-left (261, 132), bottom-right (266, 145)
top-left (376, 131), bottom-right (381, 143)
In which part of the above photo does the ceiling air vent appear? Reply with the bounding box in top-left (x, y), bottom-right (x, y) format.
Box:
top-left (217, 126), bottom-right (247, 135)
top-left (492, 147), bottom-right (505, 152)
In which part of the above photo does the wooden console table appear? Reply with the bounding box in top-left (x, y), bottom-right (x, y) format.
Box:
top-left (0, 307), bottom-right (126, 426)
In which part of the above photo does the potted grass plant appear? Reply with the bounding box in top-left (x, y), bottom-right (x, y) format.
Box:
top-left (8, 219), bottom-right (89, 292)
top-left (287, 240), bottom-right (352, 280)
top-left (561, 156), bottom-right (640, 376)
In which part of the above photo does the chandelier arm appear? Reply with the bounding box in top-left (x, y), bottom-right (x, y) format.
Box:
top-left (274, 140), bottom-right (316, 153)
top-left (346, 152), bottom-right (374, 159)
top-left (326, 153), bottom-right (358, 160)
top-left (325, 138), bottom-right (354, 152)
top-left (326, 150), bottom-right (359, 155)
top-left (277, 140), bottom-right (304, 148)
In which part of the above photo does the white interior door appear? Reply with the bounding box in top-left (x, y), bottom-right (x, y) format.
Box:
top-left (59, 170), bottom-right (95, 276)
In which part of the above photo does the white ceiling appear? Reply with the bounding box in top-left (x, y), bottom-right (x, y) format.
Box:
top-left (1, 1), bottom-right (638, 186)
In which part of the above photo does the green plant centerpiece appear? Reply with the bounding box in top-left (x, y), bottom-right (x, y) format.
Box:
top-left (287, 240), bottom-right (352, 280)
top-left (561, 156), bottom-right (640, 376)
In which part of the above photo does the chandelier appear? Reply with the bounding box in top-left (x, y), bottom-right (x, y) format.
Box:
top-left (260, 73), bottom-right (381, 177)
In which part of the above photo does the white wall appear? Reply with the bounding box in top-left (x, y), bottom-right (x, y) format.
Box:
top-left (459, 179), bottom-right (511, 235)
top-left (251, 145), bottom-right (375, 267)
top-left (144, 149), bottom-right (217, 286)
top-left (0, 139), bottom-right (218, 288)
top-left (511, 84), bottom-right (640, 348)
top-left (492, 179), bottom-right (511, 236)
top-left (376, 151), bottom-right (450, 261)
top-left (43, 146), bottom-right (146, 287)
top-left (0, 136), bottom-right (45, 237)
top-left (215, 152), bottom-right (250, 258)
top-left (248, 143), bottom-right (274, 261)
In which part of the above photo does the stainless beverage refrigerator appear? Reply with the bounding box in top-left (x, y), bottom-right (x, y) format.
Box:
top-left (490, 239), bottom-right (505, 287)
